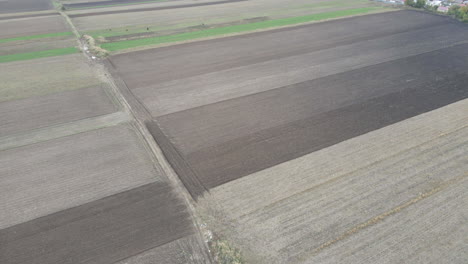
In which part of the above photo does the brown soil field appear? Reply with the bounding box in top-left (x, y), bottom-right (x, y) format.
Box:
top-left (0, 15), bottom-right (70, 39)
top-left (109, 10), bottom-right (468, 197)
top-left (0, 85), bottom-right (116, 136)
top-left (1, 54), bottom-right (103, 102)
top-left (0, 125), bottom-right (160, 229)
top-left (0, 182), bottom-right (194, 264)
top-left (0, 0), bottom-right (53, 14)
top-left (197, 99), bottom-right (468, 263)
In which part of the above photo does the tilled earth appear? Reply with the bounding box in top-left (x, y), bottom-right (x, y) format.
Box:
top-left (108, 10), bottom-right (468, 263)
top-left (109, 10), bottom-right (468, 197)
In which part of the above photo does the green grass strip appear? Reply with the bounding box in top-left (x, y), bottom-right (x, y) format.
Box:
top-left (0, 47), bottom-right (79, 63)
top-left (0, 32), bottom-right (73, 44)
top-left (65, 0), bottom-right (166, 10)
top-left (101, 7), bottom-right (380, 51)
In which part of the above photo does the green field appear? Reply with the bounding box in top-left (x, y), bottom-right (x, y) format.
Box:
top-left (101, 7), bottom-right (382, 52)
top-left (0, 32), bottom-right (73, 44)
top-left (0, 47), bottom-right (79, 63)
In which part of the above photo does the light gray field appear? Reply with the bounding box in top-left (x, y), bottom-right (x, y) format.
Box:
top-left (0, 36), bottom-right (76, 56)
top-left (0, 54), bottom-right (103, 102)
top-left (198, 99), bottom-right (468, 263)
top-left (309, 177), bottom-right (468, 264)
top-left (0, 86), bottom-right (116, 136)
top-left (0, 15), bottom-right (69, 39)
top-left (0, 124), bottom-right (160, 229)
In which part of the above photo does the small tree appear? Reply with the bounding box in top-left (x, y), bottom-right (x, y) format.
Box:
top-left (415, 0), bottom-right (426, 8)
top-left (448, 5), bottom-right (461, 15)
top-left (405, 0), bottom-right (415, 7)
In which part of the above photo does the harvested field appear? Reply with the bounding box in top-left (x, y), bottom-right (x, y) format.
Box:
top-left (0, 16), bottom-right (70, 39)
top-left (0, 182), bottom-right (194, 264)
top-left (108, 10), bottom-right (468, 197)
top-left (198, 99), bottom-right (468, 263)
top-left (0, 37), bottom-right (76, 56)
top-left (0, 85), bottom-right (116, 136)
top-left (0, 0), bottom-right (52, 14)
top-left (1, 54), bottom-right (103, 102)
top-left (0, 125), bottom-right (160, 229)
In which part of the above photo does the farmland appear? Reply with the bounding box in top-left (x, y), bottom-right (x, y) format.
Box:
top-left (108, 9), bottom-right (468, 263)
top-left (1, 0), bottom-right (468, 263)
top-left (0, 14), bottom-right (76, 61)
top-left (0, 0), bottom-right (210, 261)
top-left (67, 0), bottom-right (387, 52)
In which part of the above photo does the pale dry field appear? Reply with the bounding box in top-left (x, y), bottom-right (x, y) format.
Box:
top-left (198, 99), bottom-right (468, 263)
top-left (0, 15), bottom-right (69, 38)
top-left (0, 54), bottom-right (102, 102)
top-left (0, 124), bottom-right (160, 229)
top-left (0, 86), bottom-right (116, 136)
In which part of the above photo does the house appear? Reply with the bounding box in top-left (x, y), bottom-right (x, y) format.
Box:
top-left (438, 5), bottom-right (450, 11)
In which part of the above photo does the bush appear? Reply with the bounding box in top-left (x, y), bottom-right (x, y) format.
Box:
top-left (448, 4), bottom-right (468, 22)
top-left (405, 0), bottom-right (426, 8)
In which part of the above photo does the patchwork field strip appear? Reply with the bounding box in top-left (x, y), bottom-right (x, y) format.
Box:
top-left (0, 36), bottom-right (209, 263)
top-left (70, 0), bottom-right (380, 34)
top-left (199, 99), bottom-right (468, 263)
top-left (67, 0), bottom-right (247, 16)
top-left (0, 15), bottom-right (70, 39)
top-left (0, 182), bottom-right (194, 264)
top-left (0, 125), bottom-right (160, 229)
top-left (1, 54), bottom-right (103, 102)
top-left (109, 10), bottom-right (468, 198)
top-left (0, 0), bottom-right (53, 14)
top-left (100, 7), bottom-right (382, 52)
top-left (0, 85), bottom-right (116, 136)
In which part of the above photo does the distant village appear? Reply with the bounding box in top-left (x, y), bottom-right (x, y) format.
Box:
top-left (378, 0), bottom-right (468, 12)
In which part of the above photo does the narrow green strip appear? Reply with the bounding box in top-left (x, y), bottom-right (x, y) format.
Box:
top-left (0, 32), bottom-right (73, 44)
top-left (0, 47), bottom-right (79, 63)
top-left (102, 7), bottom-right (381, 51)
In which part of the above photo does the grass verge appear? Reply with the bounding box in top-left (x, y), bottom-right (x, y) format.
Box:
top-left (0, 32), bottom-right (73, 44)
top-left (0, 47), bottom-right (78, 63)
top-left (101, 7), bottom-right (381, 51)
